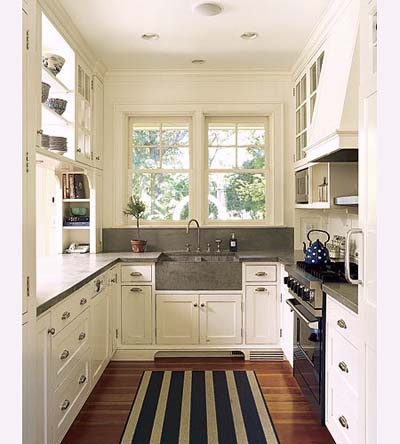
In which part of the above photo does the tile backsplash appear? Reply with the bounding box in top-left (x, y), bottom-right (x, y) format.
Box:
top-left (103, 227), bottom-right (294, 253)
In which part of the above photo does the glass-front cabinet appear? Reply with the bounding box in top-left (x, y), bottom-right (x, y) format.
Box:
top-left (76, 61), bottom-right (92, 166)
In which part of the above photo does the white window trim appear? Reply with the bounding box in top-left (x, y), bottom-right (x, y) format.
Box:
top-left (110, 103), bottom-right (284, 228)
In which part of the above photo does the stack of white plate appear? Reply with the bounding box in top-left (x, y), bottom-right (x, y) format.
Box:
top-left (41, 134), bottom-right (50, 149)
top-left (49, 136), bottom-right (67, 155)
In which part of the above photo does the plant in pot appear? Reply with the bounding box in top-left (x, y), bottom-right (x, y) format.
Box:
top-left (124, 195), bottom-right (147, 252)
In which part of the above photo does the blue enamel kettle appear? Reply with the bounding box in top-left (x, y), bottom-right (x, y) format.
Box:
top-left (303, 229), bottom-right (331, 265)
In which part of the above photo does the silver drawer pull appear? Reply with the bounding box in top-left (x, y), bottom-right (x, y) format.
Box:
top-left (79, 375), bottom-right (87, 384)
top-left (61, 311), bottom-right (71, 321)
top-left (78, 332), bottom-right (86, 341)
top-left (60, 400), bottom-right (70, 411)
top-left (338, 361), bottom-right (349, 373)
top-left (80, 297), bottom-right (87, 306)
top-left (130, 271), bottom-right (143, 277)
top-left (339, 415), bottom-right (349, 429)
top-left (130, 287), bottom-right (143, 293)
top-left (337, 319), bottom-right (347, 329)
top-left (255, 287), bottom-right (267, 292)
top-left (255, 271), bottom-right (267, 277)
top-left (60, 350), bottom-right (70, 360)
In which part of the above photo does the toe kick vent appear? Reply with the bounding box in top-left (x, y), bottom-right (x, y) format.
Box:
top-left (249, 350), bottom-right (284, 361)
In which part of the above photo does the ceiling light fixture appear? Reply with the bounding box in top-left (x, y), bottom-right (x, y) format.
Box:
top-left (192, 59), bottom-right (206, 65)
top-left (193, 2), bottom-right (223, 16)
top-left (241, 32), bottom-right (259, 40)
top-left (141, 33), bottom-right (160, 40)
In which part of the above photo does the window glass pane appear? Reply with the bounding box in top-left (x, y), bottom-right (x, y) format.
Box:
top-left (237, 127), bottom-right (265, 146)
top-left (208, 173), bottom-right (265, 220)
top-left (208, 127), bottom-right (236, 146)
top-left (237, 147), bottom-right (265, 169)
top-left (161, 126), bottom-right (189, 146)
top-left (132, 147), bottom-right (160, 169)
top-left (133, 127), bottom-right (160, 146)
top-left (162, 147), bottom-right (189, 169)
top-left (208, 147), bottom-right (235, 169)
top-left (132, 173), bottom-right (189, 220)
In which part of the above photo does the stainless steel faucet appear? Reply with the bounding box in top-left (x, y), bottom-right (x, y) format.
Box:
top-left (186, 218), bottom-right (201, 252)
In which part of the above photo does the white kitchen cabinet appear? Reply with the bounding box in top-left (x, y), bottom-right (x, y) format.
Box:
top-left (109, 267), bottom-right (119, 355)
top-left (91, 75), bottom-right (104, 169)
top-left (245, 285), bottom-right (279, 345)
top-left (121, 285), bottom-right (152, 345)
top-left (90, 284), bottom-right (110, 386)
top-left (199, 294), bottom-right (242, 345)
top-left (156, 294), bottom-right (199, 345)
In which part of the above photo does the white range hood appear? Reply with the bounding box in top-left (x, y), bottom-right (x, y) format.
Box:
top-left (304, 0), bottom-right (360, 163)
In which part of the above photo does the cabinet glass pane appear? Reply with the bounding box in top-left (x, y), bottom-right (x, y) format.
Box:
top-left (317, 52), bottom-right (324, 83)
top-left (295, 83), bottom-right (301, 108)
top-left (296, 136), bottom-right (301, 160)
top-left (296, 110), bottom-right (300, 135)
top-left (300, 105), bottom-right (307, 132)
top-left (300, 75), bottom-right (307, 103)
top-left (310, 63), bottom-right (317, 94)
top-left (310, 95), bottom-right (316, 121)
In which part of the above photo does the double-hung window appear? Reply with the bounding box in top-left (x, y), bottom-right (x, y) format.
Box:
top-left (129, 117), bottom-right (191, 221)
top-left (206, 117), bottom-right (269, 223)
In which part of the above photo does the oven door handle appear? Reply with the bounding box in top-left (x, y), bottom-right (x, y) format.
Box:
top-left (286, 299), bottom-right (319, 329)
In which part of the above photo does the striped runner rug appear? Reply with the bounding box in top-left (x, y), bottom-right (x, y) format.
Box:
top-left (120, 370), bottom-right (279, 444)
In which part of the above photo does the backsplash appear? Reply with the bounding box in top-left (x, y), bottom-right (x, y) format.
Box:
top-left (103, 227), bottom-right (294, 253)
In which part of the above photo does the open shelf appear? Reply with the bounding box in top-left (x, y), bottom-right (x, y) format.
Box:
top-left (63, 226), bottom-right (90, 230)
top-left (42, 104), bottom-right (73, 126)
top-left (63, 198), bottom-right (90, 202)
top-left (36, 147), bottom-right (86, 171)
top-left (42, 66), bottom-right (73, 94)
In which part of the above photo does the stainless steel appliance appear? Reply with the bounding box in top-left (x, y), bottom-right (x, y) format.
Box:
top-left (295, 169), bottom-right (309, 203)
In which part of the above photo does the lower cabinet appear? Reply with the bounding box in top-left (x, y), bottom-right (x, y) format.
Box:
top-left (121, 285), bottom-right (152, 345)
top-left (245, 285), bottom-right (279, 344)
top-left (156, 293), bottom-right (242, 345)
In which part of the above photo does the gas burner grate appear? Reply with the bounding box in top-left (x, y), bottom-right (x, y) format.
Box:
top-left (296, 261), bottom-right (358, 282)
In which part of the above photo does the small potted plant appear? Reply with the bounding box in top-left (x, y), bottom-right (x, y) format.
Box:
top-left (124, 195), bottom-right (147, 252)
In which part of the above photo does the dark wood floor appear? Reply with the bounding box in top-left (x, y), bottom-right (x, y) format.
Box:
top-left (62, 358), bottom-right (334, 444)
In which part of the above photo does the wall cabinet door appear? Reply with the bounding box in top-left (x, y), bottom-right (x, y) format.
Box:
top-left (92, 75), bottom-right (103, 169)
top-left (75, 61), bottom-right (92, 166)
top-left (199, 294), bottom-right (242, 345)
top-left (121, 285), bottom-right (152, 345)
top-left (245, 285), bottom-right (279, 345)
top-left (90, 287), bottom-right (110, 385)
top-left (156, 294), bottom-right (199, 345)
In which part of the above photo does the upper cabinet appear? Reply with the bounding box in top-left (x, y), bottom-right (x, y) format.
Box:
top-left (75, 60), bottom-right (92, 166)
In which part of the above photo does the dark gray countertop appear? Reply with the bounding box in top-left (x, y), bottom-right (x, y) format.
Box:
top-left (36, 249), bottom-right (303, 317)
top-left (322, 282), bottom-right (358, 314)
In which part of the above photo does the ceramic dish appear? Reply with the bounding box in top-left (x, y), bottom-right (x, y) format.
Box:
top-left (46, 98), bottom-right (67, 115)
top-left (42, 53), bottom-right (65, 76)
top-left (71, 207), bottom-right (88, 216)
top-left (41, 82), bottom-right (50, 103)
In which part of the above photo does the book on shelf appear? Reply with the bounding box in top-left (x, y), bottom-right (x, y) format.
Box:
top-left (62, 173), bottom-right (88, 199)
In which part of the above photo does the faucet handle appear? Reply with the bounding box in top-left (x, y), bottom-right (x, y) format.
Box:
top-left (185, 243), bottom-right (191, 252)
top-left (215, 239), bottom-right (222, 253)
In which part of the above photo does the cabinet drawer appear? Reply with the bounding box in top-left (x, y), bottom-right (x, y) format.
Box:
top-left (51, 310), bottom-right (89, 388)
top-left (121, 264), bottom-right (152, 283)
top-left (52, 285), bottom-right (90, 334)
top-left (54, 357), bottom-right (90, 443)
top-left (327, 371), bottom-right (360, 444)
top-left (244, 264), bottom-right (277, 282)
top-left (327, 296), bottom-right (360, 349)
top-left (329, 328), bottom-right (360, 395)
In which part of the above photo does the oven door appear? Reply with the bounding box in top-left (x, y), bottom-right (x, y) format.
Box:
top-left (286, 298), bottom-right (324, 421)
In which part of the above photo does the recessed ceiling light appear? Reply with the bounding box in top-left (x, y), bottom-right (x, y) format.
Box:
top-left (241, 32), bottom-right (259, 40)
top-left (192, 59), bottom-right (206, 65)
top-left (193, 2), bottom-right (223, 16)
top-left (141, 33), bottom-right (160, 40)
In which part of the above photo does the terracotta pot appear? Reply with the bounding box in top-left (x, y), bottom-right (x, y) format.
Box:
top-left (130, 239), bottom-right (147, 253)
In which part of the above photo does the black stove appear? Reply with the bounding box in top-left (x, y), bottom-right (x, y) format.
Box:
top-left (296, 261), bottom-right (358, 282)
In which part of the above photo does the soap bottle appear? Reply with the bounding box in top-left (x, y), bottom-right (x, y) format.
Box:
top-left (229, 233), bottom-right (238, 252)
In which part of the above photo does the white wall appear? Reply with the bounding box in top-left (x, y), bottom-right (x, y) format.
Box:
top-left (102, 71), bottom-right (295, 228)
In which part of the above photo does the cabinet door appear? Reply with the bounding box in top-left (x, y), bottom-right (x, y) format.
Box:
top-left (199, 294), bottom-right (242, 345)
top-left (121, 286), bottom-right (152, 345)
top-left (92, 76), bottom-right (103, 169)
top-left (156, 294), bottom-right (199, 345)
top-left (281, 289), bottom-right (294, 366)
top-left (109, 268), bottom-right (119, 355)
top-left (75, 62), bottom-right (92, 165)
top-left (245, 285), bottom-right (279, 345)
top-left (91, 287), bottom-right (110, 385)
top-left (36, 313), bottom-right (52, 444)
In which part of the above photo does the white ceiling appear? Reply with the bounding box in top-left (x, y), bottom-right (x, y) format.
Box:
top-left (60, 0), bottom-right (331, 71)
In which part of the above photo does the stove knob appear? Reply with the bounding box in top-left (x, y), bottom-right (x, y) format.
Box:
top-left (298, 285), bottom-right (304, 298)
top-left (303, 289), bottom-right (310, 301)
top-left (284, 276), bottom-right (288, 285)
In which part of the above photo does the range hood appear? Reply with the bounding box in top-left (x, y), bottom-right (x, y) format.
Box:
top-left (304, 0), bottom-right (360, 163)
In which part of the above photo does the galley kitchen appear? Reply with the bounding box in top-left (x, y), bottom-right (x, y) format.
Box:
top-left (18, 1), bottom-right (379, 444)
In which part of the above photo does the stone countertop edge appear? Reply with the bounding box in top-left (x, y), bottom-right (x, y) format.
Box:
top-left (322, 282), bottom-right (358, 314)
top-left (36, 250), bottom-right (301, 317)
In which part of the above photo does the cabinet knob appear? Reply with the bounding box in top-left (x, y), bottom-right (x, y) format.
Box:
top-left (37, 129), bottom-right (43, 135)
top-left (77, 147), bottom-right (82, 153)
top-left (130, 271), bottom-right (142, 277)
top-left (78, 332), bottom-right (86, 341)
top-left (79, 375), bottom-right (87, 385)
top-left (80, 297), bottom-right (87, 306)
top-left (96, 155), bottom-right (100, 160)
top-left (194, 303), bottom-right (198, 307)
top-left (61, 311), bottom-right (71, 320)
top-left (338, 361), bottom-right (349, 373)
top-left (337, 319), bottom-right (347, 329)
top-left (60, 400), bottom-right (70, 411)
top-left (130, 287), bottom-right (143, 293)
top-left (200, 303), bottom-right (205, 308)
top-left (47, 328), bottom-right (56, 335)
top-left (60, 350), bottom-right (70, 360)
top-left (338, 415), bottom-right (349, 429)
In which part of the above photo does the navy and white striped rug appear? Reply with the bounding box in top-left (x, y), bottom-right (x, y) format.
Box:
top-left (120, 370), bottom-right (279, 444)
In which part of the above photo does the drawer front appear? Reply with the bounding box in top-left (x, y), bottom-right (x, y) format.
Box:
top-left (327, 296), bottom-right (360, 349)
top-left (54, 358), bottom-right (90, 443)
top-left (244, 264), bottom-right (277, 283)
top-left (51, 310), bottom-right (89, 388)
top-left (52, 285), bottom-right (90, 334)
top-left (121, 264), bottom-right (152, 283)
top-left (327, 371), bottom-right (360, 444)
top-left (329, 328), bottom-right (360, 395)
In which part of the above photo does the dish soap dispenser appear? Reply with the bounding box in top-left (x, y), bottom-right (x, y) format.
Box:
top-left (229, 233), bottom-right (238, 252)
